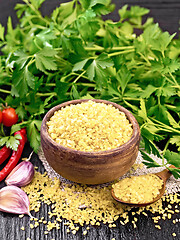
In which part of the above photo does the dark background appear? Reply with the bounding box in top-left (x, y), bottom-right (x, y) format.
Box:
top-left (0, 0), bottom-right (180, 35)
top-left (0, 1), bottom-right (180, 240)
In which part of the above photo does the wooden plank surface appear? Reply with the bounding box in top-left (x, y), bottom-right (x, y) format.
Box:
top-left (0, 146), bottom-right (180, 239)
top-left (0, 1), bottom-right (180, 239)
top-left (0, 0), bottom-right (180, 34)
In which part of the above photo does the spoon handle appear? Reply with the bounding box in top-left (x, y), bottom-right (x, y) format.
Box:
top-left (155, 165), bottom-right (175, 183)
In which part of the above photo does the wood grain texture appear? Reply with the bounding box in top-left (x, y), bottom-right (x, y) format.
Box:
top-left (0, 0), bottom-right (180, 34)
top-left (0, 146), bottom-right (180, 240)
top-left (0, 1), bottom-right (180, 239)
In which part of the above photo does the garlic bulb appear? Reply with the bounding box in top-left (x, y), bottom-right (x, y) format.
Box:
top-left (0, 186), bottom-right (31, 216)
top-left (5, 161), bottom-right (35, 187)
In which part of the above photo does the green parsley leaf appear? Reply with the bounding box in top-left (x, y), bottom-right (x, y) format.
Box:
top-left (27, 120), bottom-right (41, 153)
top-left (140, 85), bottom-right (157, 98)
top-left (164, 150), bottom-right (180, 168)
top-left (140, 150), bottom-right (161, 168)
top-left (151, 57), bottom-right (180, 74)
top-left (14, 50), bottom-right (30, 69)
top-left (12, 66), bottom-right (35, 97)
top-left (116, 65), bottom-right (131, 95)
top-left (151, 32), bottom-right (176, 53)
top-left (35, 48), bottom-right (57, 72)
top-left (85, 53), bottom-right (113, 89)
top-left (0, 23), bottom-right (5, 41)
top-left (138, 99), bottom-right (147, 121)
top-left (72, 59), bottom-right (89, 72)
top-left (0, 134), bottom-right (22, 151)
top-left (169, 135), bottom-right (180, 152)
top-left (169, 168), bottom-right (180, 179)
top-left (28, 0), bottom-right (46, 10)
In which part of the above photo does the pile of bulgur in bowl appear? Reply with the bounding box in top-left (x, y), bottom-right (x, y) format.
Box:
top-left (41, 99), bottom-right (141, 184)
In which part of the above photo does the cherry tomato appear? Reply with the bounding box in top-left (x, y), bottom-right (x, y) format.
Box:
top-left (0, 111), bottom-right (2, 124)
top-left (2, 108), bottom-right (18, 127)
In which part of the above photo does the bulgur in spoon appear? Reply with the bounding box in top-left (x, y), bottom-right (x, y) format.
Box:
top-left (111, 165), bottom-right (175, 207)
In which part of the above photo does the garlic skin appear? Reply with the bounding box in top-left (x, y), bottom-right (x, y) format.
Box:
top-left (5, 161), bottom-right (35, 187)
top-left (0, 186), bottom-right (31, 216)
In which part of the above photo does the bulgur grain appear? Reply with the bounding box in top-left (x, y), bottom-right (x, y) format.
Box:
top-left (83, 230), bottom-right (87, 235)
top-left (112, 174), bottom-right (163, 204)
top-left (155, 225), bottom-right (161, 229)
top-left (21, 170), bottom-right (180, 236)
top-left (30, 224), bottom-right (34, 229)
top-left (47, 101), bottom-right (133, 152)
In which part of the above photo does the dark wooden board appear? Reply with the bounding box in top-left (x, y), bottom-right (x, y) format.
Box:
top-left (0, 1), bottom-right (180, 239)
top-left (0, 0), bottom-right (180, 34)
top-left (0, 144), bottom-right (180, 240)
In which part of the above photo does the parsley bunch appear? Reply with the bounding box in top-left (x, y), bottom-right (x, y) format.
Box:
top-left (0, 0), bottom-right (179, 177)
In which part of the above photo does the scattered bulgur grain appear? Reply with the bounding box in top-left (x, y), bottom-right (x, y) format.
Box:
top-left (21, 170), bottom-right (180, 236)
top-left (34, 222), bottom-right (39, 228)
top-left (172, 233), bottom-right (176, 237)
top-left (21, 226), bottom-right (25, 231)
top-left (19, 214), bottom-right (24, 218)
top-left (47, 100), bottom-right (133, 152)
top-left (83, 230), bottom-right (87, 235)
top-left (132, 221), bottom-right (137, 228)
top-left (30, 224), bottom-right (34, 229)
top-left (142, 212), bottom-right (148, 216)
top-left (72, 230), bottom-right (77, 234)
top-left (168, 213), bottom-right (172, 219)
top-left (155, 225), bottom-right (161, 230)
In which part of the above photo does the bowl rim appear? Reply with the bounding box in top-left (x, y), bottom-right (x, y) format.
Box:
top-left (41, 99), bottom-right (140, 156)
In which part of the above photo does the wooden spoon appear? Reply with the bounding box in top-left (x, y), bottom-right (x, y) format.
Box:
top-left (111, 165), bottom-right (175, 207)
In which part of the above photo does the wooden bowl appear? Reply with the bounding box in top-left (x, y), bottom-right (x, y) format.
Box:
top-left (41, 99), bottom-right (141, 184)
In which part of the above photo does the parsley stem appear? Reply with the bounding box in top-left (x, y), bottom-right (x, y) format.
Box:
top-left (36, 92), bottom-right (57, 97)
top-left (76, 83), bottom-right (96, 87)
top-left (140, 123), bottom-right (146, 130)
top-left (0, 123), bottom-right (6, 137)
top-left (66, 91), bottom-right (99, 95)
top-left (45, 83), bottom-right (56, 86)
top-left (27, 58), bottom-right (36, 67)
top-left (108, 49), bottom-right (134, 57)
top-left (124, 97), bottom-right (141, 101)
top-left (85, 46), bottom-right (134, 51)
top-left (0, 89), bottom-right (11, 94)
top-left (23, 0), bottom-right (50, 26)
top-left (23, 24), bottom-right (46, 30)
top-left (55, 46), bottom-right (135, 52)
top-left (162, 139), bottom-right (170, 155)
top-left (169, 72), bottom-right (180, 89)
top-left (152, 119), bottom-right (180, 134)
top-left (138, 52), bottom-right (151, 66)
top-left (73, 71), bottom-right (86, 83)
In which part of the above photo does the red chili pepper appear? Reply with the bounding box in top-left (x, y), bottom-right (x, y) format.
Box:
top-left (0, 146), bottom-right (11, 165)
top-left (0, 128), bottom-right (27, 182)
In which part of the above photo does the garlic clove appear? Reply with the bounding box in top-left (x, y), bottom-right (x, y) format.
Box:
top-left (5, 161), bottom-right (35, 187)
top-left (0, 186), bottom-right (31, 216)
